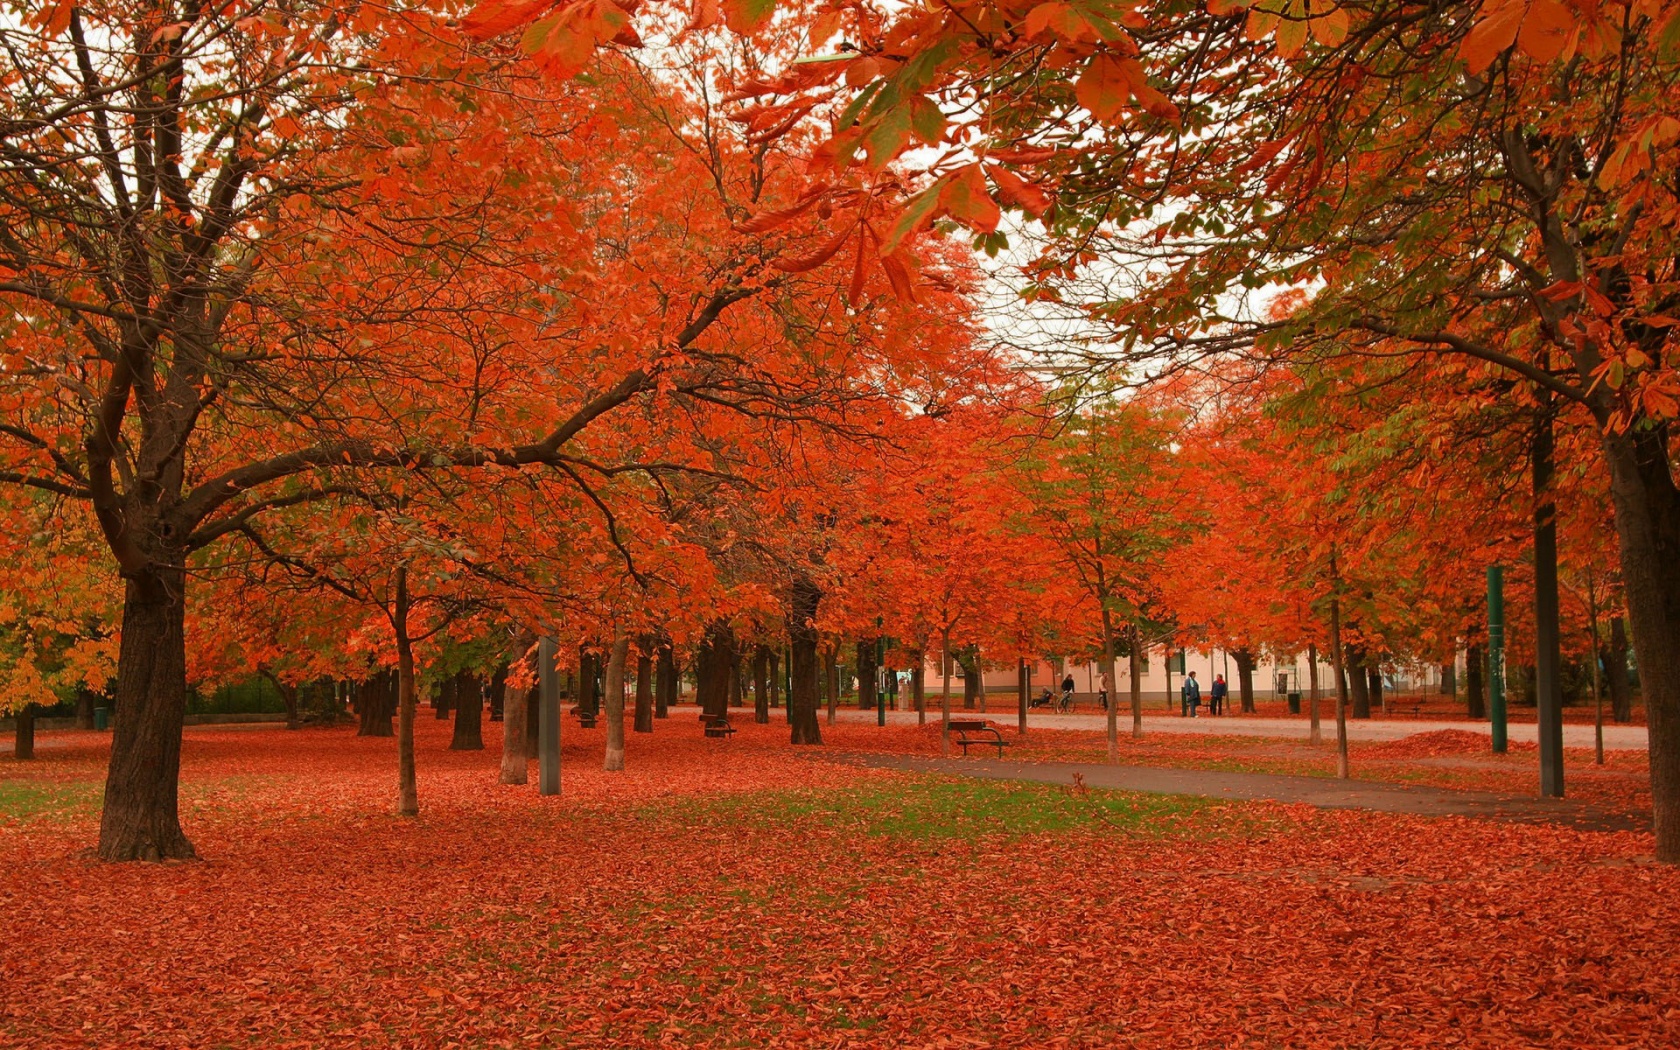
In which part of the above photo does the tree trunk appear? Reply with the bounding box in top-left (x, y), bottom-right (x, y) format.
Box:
top-left (260, 666), bottom-right (301, 730)
top-left (752, 644), bottom-right (771, 725)
top-left (1466, 643), bottom-right (1487, 719)
top-left (1605, 615), bottom-right (1633, 723)
top-left (1328, 550), bottom-right (1350, 780)
top-left (857, 639), bottom-right (879, 711)
top-left (913, 652), bottom-right (926, 726)
top-left (959, 647), bottom-right (979, 710)
top-left (357, 672), bottom-right (391, 737)
top-left (1017, 657), bottom-right (1028, 736)
top-left (1367, 666), bottom-right (1384, 717)
top-left (940, 628), bottom-right (953, 757)
top-left (578, 647), bottom-right (600, 718)
top-left (98, 569), bottom-right (195, 861)
top-left (525, 678), bottom-right (540, 756)
top-left (656, 642), bottom-right (676, 719)
top-left (1307, 642), bottom-right (1322, 745)
top-left (75, 686), bottom-right (96, 730)
top-left (1100, 607), bottom-right (1119, 763)
top-left (394, 566), bottom-right (419, 817)
top-left (730, 651), bottom-right (745, 709)
top-left (500, 671), bottom-right (529, 786)
top-left (603, 632), bottom-right (629, 771)
top-left (696, 620), bottom-right (734, 720)
top-left (1440, 661), bottom-right (1457, 697)
top-left (1129, 626), bottom-right (1144, 739)
top-left (634, 644), bottom-right (654, 733)
top-left (488, 662), bottom-right (508, 722)
top-left (12, 703), bottom-right (35, 760)
top-left (768, 648), bottom-right (781, 709)
top-left (1347, 643), bottom-right (1371, 718)
top-left (787, 577), bottom-right (823, 744)
top-left (824, 645), bottom-right (838, 725)
top-left (435, 671), bottom-right (453, 719)
top-left (1234, 647), bottom-right (1256, 713)
top-left (1601, 425), bottom-right (1680, 860)
top-left (450, 671), bottom-right (484, 750)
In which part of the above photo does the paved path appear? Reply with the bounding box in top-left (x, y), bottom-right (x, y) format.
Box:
top-left (839, 753), bottom-right (1644, 832)
top-left (832, 707), bottom-right (1649, 749)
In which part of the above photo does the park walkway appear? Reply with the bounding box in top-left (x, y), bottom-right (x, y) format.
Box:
top-left (838, 753), bottom-right (1645, 832)
top-left (831, 707), bottom-right (1650, 749)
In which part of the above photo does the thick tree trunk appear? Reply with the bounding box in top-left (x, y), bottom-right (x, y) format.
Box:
top-left (435, 672), bottom-right (452, 719)
top-left (98, 570), bottom-right (195, 861)
top-left (752, 645), bottom-right (770, 724)
top-left (857, 639), bottom-right (878, 711)
top-left (603, 632), bottom-right (629, 771)
top-left (940, 629), bottom-right (952, 757)
top-left (359, 671), bottom-right (395, 737)
top-left (656, 643), bottom-right (676, 718)
top-left (450, 671), bottom-right (484, 750)
top-left (1347, 643), bottom-right (1371, 719)
top-left (768, 648), bottom-right (780, 709)
top-left (787, 578), bottom-right (823, 744)
top-left (1367, 666), bottom-right (1384, 716)
top-left (12, 703), bottom-right (35, 760)
top-left (696, 620), bottom-right (734, 720)
top-left (1605, 616), bottom-right (1634, 723)
top-left (730, 652), bottom-right (745, 709)
top-left (500, 673), bottom-right (529, 786)
top-left (1234, 647), bottom-right (1256, 713)
top-left (634, 645), bottom-right (654, 733)
top-left (1601, 426), bottom-right (1680, 860)
top-left (1466, 643), bottom-right (1487, 719)
top-left (1440, 661), bottom-right (1457, 697)
top-left (959, 647), bottom-right (979, 710)
top-left (75, 687), bottom-right (96, 730)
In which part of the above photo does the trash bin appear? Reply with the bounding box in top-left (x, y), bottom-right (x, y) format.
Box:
top-left (1286, 692), bottom-right (1302, 714)
top-left (93, 707), bottom-right (109, 730)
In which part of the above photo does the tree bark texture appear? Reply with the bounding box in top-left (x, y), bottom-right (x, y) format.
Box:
top-left (603, 633), bottom-right (629, 771)
top-left (1234, 647), bottom-right (1256, 713)
top-left (450, 671), bottom-right (484, 750)
top-left (752, 645), bottom-right (770, 724)
top-left (500, 675), bottom-right (530, 786)
top-left (656, 643), bottom-right (676, 718)
top-left (98, 570), bottom-right (195, 860)
top-left (787, 578), bottom-right (823, 745)
top-left (12, 703), bottom-right (35, 760)
top-left (1466, 643), bottom-right (1487, 719)
top-left (1605, 616), bottom-right (1634, 723)
top-left (696, 620), bottom-right (734, 720)
top-left (1346, 643), bottom-right (1371, 719)
top-left (634, 645), bottom-right (654, 733)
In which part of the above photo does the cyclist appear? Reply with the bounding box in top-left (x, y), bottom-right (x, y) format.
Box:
top-left (1058, 671), bottom-right (1076, 712)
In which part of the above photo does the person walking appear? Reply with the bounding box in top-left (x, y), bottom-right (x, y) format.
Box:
top-left (1210, 674), bottom-right (1228, 716)
top-left (1098, 670), bottom-right (1112, 712)
top-left (1181, 671), bottom-right (1202, 717)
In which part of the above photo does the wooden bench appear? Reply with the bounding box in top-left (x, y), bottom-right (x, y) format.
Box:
top-left (569, 706), bottom-right (598, 729)
top-left (702, 715), bottom-right (736, 739)
top-left (949, 720), bottom-right (1008, 758)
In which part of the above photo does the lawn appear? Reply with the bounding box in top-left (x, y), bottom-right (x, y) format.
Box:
top-left (2, 717), bottom-right (1674, 1048)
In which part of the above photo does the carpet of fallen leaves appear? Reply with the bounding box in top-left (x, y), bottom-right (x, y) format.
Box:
top-left (3, 711), bottom-right (1677, 1048)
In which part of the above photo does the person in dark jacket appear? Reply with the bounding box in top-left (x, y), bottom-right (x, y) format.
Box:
top-left (1181, 671), bottom-right (1202, 717)
top-left (1210, 674), bottom-right (1229, 716)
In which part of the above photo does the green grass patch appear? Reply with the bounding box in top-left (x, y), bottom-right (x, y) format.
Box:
top-left (651, 775), bottom-right (1221, 842)
top-left (0, 778), bottom-right (102, 823)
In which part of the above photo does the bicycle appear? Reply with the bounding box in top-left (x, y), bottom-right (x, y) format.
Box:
top-left (1056, 688), bottom-right (1075, 713)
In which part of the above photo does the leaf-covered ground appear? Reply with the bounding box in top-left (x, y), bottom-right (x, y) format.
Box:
top-left (3, 715), bottom-right (1675, 1048)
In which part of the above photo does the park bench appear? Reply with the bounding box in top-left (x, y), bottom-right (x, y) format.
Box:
top-left (702, 714), bottom-right (736, 739)
top-left (949, 720), bottom-right (1009, 758)
top-left (569, 706), bottom-right (598, 729)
